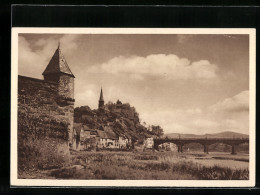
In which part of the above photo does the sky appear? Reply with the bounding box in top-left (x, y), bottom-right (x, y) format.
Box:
top-left (18, 33), bottom-right (250, 135)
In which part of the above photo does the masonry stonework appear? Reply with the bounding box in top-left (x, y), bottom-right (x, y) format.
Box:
top-left (58, 74), bottom-right (74, 100)
top-left (18, 45), bottom-right (75, 174)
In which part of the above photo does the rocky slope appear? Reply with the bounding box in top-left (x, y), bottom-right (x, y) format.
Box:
top-left (74, 101), bottom-right (158, 142)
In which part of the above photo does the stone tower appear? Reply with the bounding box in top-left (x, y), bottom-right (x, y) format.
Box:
top-left (42, 43), bottom-right (75, 145)
top-left (42, 43), bottom-right (75, 100)
top-left (98, 87), bottom-right (104, 109)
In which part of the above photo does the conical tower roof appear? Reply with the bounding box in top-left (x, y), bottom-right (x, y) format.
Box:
top-left (42, 43), bottom-right (75, 77)
top-left (99, 88), bottom-right (104, 102)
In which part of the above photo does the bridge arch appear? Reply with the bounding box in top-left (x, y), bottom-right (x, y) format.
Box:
top-left (154, 138), bottom-right (249, 155)
top-left (181, 142), bottom-right (205, 153)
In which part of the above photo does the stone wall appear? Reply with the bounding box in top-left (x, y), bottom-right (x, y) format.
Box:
top-left (43, 74), bottom-right (60, 83)
top-left (58, 74), bottom-right (74, 100)
top-left (18, 76), bottom-right (74, 174)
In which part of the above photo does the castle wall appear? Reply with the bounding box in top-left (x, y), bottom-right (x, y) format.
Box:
top-left (43, 74), bottom-right (60, 83)
top-left (18, 76), bottom-right (74, 173)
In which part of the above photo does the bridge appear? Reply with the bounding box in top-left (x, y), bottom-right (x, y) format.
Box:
top-left (153, 137), bottom-right (249, 155)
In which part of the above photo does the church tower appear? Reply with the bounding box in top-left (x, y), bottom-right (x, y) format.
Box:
top-left (98, 87), bottom-right (105, 109)
top-left (42, 43), bottom-right (75, 100)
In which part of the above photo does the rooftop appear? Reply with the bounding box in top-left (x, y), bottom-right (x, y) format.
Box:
top-left (42, 43), bottom-right (75, 77)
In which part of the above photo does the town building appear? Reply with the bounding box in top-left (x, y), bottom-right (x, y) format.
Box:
top-left (118, 136), bottom-right (132, 149)
top-left (97, 126), bottom-right (119, 149)
top-left (144, 137), bottom-right (154, 149)
top-left (73, 121), bottom-right (133, 150)
top-left (73, 122), bottom-right (133, 151)
top-left (74, 88), bottom-right (133, 151)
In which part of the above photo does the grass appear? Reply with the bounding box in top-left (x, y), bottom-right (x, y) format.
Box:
top-left (46, 151), bottom-right (249, 180)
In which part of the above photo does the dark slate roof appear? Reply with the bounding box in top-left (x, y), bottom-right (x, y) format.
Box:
top-left (118, 133), bottom-right (131, 139)
top-left (83, 125), bottom-right (91, 131)
top-left (42, 44), bottom-right (75, 77)
top-left (104, 126), bottom-right (118, 140)
top-left (96, 127), bottom-right (118, 140)
top-left (98, 125), bottom-right (105, 131)
top-left (97, 130), bottom-right (106, 138)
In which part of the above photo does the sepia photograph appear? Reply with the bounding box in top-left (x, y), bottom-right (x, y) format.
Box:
top-left (11, 28), bottom-right (255, 187)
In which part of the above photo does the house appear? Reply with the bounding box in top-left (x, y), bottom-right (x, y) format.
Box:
top-left (75, 123), bottom-right (132, 150)
top-left (105, 126), bottom-right (120, 149)
top-left (82, 125), bottom-right (98, 138)
top-left (144, 137), bottom-right (154, 149)
top-left (118, 135), bottom-right (131, 149)
top-left (72, 123), bottom-right (101, 151)
top-left (97, 126), bottom-right (119, 149)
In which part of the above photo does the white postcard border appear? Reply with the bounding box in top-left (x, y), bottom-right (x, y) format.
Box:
top-left (11, 28), bottom-right (256, 187)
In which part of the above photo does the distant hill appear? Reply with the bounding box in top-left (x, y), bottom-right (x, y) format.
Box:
top-left (165, 131), bottom-right (249, 139)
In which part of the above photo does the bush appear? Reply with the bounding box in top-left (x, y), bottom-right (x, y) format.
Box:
top-left (134, 155), bottom-right (158, 160)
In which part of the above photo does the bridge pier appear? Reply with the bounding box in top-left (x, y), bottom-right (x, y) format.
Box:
top-left (177, 145), bottom-right (183, 153)
top-left (154, 144), bottom-right (159, 151)
top-left (204, 145), bottom-right (209, 154)
top-left (231, 145), bottom-right (237, 155)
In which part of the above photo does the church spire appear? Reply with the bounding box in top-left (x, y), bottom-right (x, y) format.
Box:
top-left (98, 87), bottom-right (104, 109)
top-left (99, 88), bottom-right (104, 101)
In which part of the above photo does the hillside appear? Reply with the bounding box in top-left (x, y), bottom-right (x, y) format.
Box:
top-left (165, 131), bottom-right (249, 139)
top-left (74, 101), bottom-right (159, 142)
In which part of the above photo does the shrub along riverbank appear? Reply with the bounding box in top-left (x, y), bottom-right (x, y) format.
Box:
top-left (47, 151), bottom-right (249, 180)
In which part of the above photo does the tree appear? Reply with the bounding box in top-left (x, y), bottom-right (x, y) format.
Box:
top-left (106, 101), bottom-right (115, 111)
top-left (151, 125), bottom-right (164, 137)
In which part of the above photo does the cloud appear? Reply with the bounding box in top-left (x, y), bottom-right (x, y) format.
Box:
top-left (74, 83), bottom-right (101, 108)
top-left (140, 108), bottom-right (205, 134)
top-left (209, 90), bottom-right (249, 113)
top-left (18, 34), bottom-right (80, 79)
top-left (18, 34), bottom-right (249, 136)
top-left (192, 119), bottom-right (219, 129)
top-left (223, 119), bottom-right (238, 129)
top-left (18, 36), bottom-right (47, 78)
top-left (90, 54), bottom-right (219, 81)
top-left (186, 108), bottom-right (202, 114)
top-left (76, 88), bottom-right (95, 100)
top-left (34, 34), bottom-right (80, 55)
top-left (139, 98), bottom-right (249, 135)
